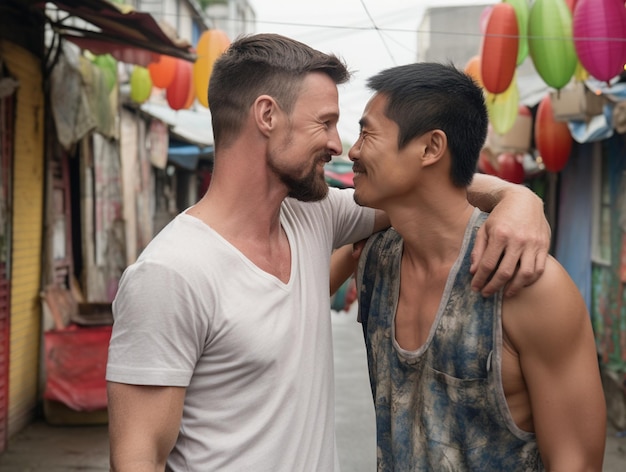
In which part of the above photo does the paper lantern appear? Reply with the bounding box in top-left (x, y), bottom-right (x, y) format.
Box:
top-left (92, 54), bottom-right (118, 93)
top-left (504, 0), bottom-right (530, 65)
top-left (478, 147), bottom-right (498, 176)
top-left (464, 55), bottom-right (484, 88)
top-left (497, 152), bottom-right (525, 184)
top-left (480, 3), bottom-right (519, 94)
top-left (183, 71), bottom-right (196, 109)
top-left (148, 54), bottom-right (177, 89)
top-left (479, 6), bottom-right (493, 34)
top-left (528, 0), bottom-right (577, 90)
top-left (573, 0), bottom-right (626, 83)
top-left (487, 104), bottom-right (532, 153)
top-left (193, 29), bottom-right (230, 108)
top-left (565, 0), bottom-right (580, 13)
top-left (535, 94), bottom-right (573, 172)
top-left (166, 59), bottom-right (193, 111)
top-left (130, 66), bottom-right (152, 104)
top-left (486, 74), bottom-right (519, 135)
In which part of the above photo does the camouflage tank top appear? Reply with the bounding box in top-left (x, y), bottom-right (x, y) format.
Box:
top-left (356, 208), bottom-right (544, 472)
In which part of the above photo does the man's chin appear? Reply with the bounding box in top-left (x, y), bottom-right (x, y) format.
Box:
top-left (289, 184), bottom-right (329, 202)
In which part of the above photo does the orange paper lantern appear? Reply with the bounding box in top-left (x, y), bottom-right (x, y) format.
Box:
top-left (535, 94), bottom-right (573, 173)
top-left (464, 55), bottom-right (484, 89)
top-left (148, 54), bottom-right (177, 89)
top-left (480, 3), bottom-right (519, 94)
top-left (166, 59), bottom-right (193, 111)
top-left (193, 29), bottom-right (230, 108)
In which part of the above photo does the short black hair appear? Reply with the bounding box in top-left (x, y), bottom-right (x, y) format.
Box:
top-left (366, 62), bottom-right (488, 187)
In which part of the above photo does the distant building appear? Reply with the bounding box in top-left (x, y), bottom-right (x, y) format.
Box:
top-left (417, 4), bottom-right (546, 105)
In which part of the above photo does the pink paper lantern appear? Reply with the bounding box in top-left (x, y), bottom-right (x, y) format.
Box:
top-left (573, 0), bottom-right (626, 83)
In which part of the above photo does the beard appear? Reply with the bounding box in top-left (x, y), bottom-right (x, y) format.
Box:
top-left (268, 125), bottom-right (330, 202)
top-left (279, 159), bottom-right (329, 202)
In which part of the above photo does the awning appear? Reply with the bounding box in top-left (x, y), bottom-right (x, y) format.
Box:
top-left (30, 0), bottom-right (195, 65)
top-left (140, 102), bottom-right (214, 147)
top-left (168, 140), bottom-right (214, 171)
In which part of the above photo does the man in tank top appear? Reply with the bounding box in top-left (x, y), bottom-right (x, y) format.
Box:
top-left (349, 62), bottom-right (606, 471)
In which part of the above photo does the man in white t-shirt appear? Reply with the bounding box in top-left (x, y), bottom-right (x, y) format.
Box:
top-left (106, 34), bottom-right (551, 472)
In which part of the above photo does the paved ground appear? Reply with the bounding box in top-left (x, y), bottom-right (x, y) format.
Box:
top-left (0, 307), bottom-right (624, 471)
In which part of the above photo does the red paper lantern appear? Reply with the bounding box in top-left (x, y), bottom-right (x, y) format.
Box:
top-left (565, 0), bottom-right (580, 13)
top-left (497, 152), bottom-right (525, 184)
top-left (535, 95), bottom-right (573, 173)
top-left (480, 3), bottom-right (519, 94)
top-left (148, 54), bottom-right (177, 89)
top-left (166, 59), bottom-right (193, 111)
top-left (573, 0), bottom-right (626, 83)
top-left (478, 147), bottom-right (498, 176)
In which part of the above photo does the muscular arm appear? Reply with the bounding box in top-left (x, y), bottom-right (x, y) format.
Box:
top-left (467, 173), bottom-right (550, 297)
top-left (108, 382), bottom-right (186, 471)
top-left (504, 257), bottom-right (606, 471)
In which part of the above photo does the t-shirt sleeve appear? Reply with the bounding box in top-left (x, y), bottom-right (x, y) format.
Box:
top-left (106, 260), bottom-right (209, 387)
top-left (326, 187), bottom-right (376, 249)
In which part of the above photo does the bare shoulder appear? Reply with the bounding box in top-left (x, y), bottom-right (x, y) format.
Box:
top-left (502, 255), bottom-right (591, 354)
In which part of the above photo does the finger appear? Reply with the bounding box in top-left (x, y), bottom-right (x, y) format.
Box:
top-left (504, 250), bottom-right (548, 297)
top-left (471, 241), bottom-right (508, 294)
top-left (470, 226), bottom-right (487, 275)
top-left (477, 249), bottom-right (520, 297)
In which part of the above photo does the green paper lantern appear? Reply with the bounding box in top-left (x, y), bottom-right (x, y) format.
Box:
top-left (528, 0), bottom-right (577, 90)
top-left (92, 54), bottom-right (117, 93)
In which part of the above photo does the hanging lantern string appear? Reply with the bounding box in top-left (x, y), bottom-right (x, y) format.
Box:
top-left (425, 29), bottom-right (626, 43)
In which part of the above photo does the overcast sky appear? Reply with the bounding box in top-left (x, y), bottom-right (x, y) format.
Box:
top-left (247, 0), bottom-right (498, 147)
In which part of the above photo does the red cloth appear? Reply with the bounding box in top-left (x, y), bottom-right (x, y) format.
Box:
top-left (44, 325), bottom-right (112, 411)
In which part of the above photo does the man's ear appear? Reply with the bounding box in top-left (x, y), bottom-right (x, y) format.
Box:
top-left (421, 129), bottom-right (447, 167)
top-left (253, 95), bottom-right (278, 137)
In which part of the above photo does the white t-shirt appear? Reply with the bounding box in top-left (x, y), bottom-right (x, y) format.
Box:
top-left (106, 188), bottom-right (375, 471)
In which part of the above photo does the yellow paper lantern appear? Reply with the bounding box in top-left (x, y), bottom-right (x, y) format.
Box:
top-left (130, 66), bottom-right (152, 104)
top-left (485, 74), bottom-right (519, 135)
top-left (193, 29), bottom-right (231, 108)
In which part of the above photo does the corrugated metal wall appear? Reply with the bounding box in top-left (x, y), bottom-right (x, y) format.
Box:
top-left (0, 40), bottom-right (45, 436)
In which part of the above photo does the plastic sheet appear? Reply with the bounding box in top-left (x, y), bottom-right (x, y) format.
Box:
top-left (43, 325), bottom-right (112, 411)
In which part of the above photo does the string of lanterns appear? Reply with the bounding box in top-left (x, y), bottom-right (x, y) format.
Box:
top-left (469, 0), bottom-right (626, 183)
top-left (127, 28), bottom-right (231, 111)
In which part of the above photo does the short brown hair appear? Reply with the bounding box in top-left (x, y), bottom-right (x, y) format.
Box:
top-left (208, 33), bottom-right (351, 147)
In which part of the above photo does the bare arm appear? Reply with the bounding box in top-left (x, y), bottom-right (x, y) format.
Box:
top-left (467, 173), bottom-right (551, 297)
top-left (330, 244), bottom-right (358, 295)
top-left (330, 208), bottom-right (388, 295)
top-left (504, 258), bottom-right (606, 471)
top-left (108, 382), bottom-right (186, 472)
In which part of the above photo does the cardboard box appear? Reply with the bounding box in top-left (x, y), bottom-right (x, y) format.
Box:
top-left (487, 112), bottom-right (532, 154)
top-left (550, 82), bottom-right (605, 122)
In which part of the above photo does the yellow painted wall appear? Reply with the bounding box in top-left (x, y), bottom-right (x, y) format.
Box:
top-left (0, 40), bottom-right (45, 436)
